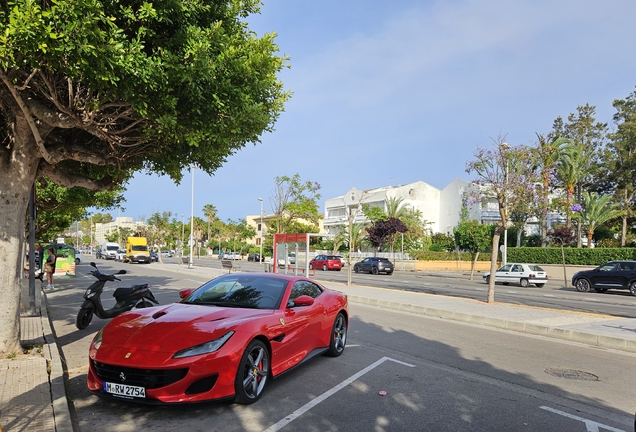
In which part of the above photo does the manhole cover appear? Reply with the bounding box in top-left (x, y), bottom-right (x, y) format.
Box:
top-left (545, 368), bottom-right (599, 381)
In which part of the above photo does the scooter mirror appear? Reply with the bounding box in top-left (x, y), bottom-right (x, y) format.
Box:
top-left (117, 270), bottom-right (127, 275)
top-left (90, 262), bottom-right (97, 268)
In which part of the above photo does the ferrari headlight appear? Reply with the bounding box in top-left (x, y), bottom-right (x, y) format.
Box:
top-left (92, 328), bottom-right (104, 350)
top-left (172, 331), bottom-right (234, 359)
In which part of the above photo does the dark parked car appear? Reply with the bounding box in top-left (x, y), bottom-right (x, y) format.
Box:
top-left (310, 255), bottom-right (342, 271)
top-left (150, 251), bottom-right (158, 262)
top-left (353, 257), bottom-right (394, 275)
top-left (248, 253), bottom-right (263, 262)
top-left (572, 260), bottom-right (636, 295)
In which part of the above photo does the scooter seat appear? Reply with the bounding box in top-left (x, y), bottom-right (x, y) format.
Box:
top-left (113, 284), bottom-right (148, 298)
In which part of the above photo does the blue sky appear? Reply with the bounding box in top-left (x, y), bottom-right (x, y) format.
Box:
top-left (117, 0), bottom-right (636, 224)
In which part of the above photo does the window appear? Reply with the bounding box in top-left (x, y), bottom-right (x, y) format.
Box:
top-left (257, 223), bottom-right (262, 231)
top-left (289, 281), bottom-right (323, 302)
top-left (256, 238), bottom-right (261, 246)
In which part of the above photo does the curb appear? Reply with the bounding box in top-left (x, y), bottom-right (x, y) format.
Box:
top-left (347, 295), bottom-right (636, 354)
top-left (41, 292), bottom-right (75, 432)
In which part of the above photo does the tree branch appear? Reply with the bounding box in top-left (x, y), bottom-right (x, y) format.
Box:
top-left (37, 162), bottom-right (116, 191)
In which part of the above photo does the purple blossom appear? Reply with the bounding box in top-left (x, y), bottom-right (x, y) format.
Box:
top-left (570, 203), bottom-right (582, 212)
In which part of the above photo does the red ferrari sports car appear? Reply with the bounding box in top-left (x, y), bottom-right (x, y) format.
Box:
top-left (87, 273), bottom-right (348, 404)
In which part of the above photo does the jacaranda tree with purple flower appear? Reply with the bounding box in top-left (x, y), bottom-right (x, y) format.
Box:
top-left (466, 135), bottom-right (537, 303)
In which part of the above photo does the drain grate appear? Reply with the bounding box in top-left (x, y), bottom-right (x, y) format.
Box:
top-left (545, 368), bottom-right (599, 381)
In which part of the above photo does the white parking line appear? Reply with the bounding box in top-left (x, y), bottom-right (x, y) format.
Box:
top-left (507, 291), bottom-right (518, 294)
top-left (263, 357), bottom-right (415, 432)
top-left (540, 405), bottom-right (625, 432)
top-left (543, 294), bottom-right (555, 297)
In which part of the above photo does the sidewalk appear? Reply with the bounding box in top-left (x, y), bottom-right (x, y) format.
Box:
top-left (2, 263), bottom-right (635, 432)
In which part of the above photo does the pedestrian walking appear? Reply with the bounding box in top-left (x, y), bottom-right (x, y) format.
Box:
top-left (44, 247), bottom-right (57, 289)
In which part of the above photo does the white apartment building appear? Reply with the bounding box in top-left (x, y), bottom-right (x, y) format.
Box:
top-left (323, 179), bottom-right (478, 236)
top-left (94, 217), bottom-right (147, 246)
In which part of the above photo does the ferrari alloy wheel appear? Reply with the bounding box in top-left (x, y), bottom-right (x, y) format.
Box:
top-left (327, 312), bottom-right (347, 357)
top-left (76, 308), bottom-right (93, 330)
top-left (235, 340), bottom-right (270, 404)
top-left (575, 279), bottom-right (590, 292)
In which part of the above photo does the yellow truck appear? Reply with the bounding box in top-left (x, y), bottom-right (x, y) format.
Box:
top-left (125, 237), bottom-right (150, 264)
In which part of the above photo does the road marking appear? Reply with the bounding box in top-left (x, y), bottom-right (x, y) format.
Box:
top-left (507, 291), bottom-right (518, 294)
top-left (543, 294), bottom-right (555, 297)
top-left (263, 357), bottom-right (415, 432)
top-left (540, 406), bottom-right (625, 432)
top-left (585, 298), bottom-right (600, 302)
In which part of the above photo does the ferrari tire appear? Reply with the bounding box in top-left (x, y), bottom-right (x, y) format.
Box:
top-left (326, 312), bottom-right (347, 357)
top-left (354, 266), bottom-right (359, 273)
top-left (309, 263), bottom-right (314, 270)
top-left (76, 308), bottom-right (94, 330)
top-left (234, 340), bottom-right (270, 404)
top-left (371, 267), bottom-right (378, 275)
top-left (323, 264), bottom-right (328, 271)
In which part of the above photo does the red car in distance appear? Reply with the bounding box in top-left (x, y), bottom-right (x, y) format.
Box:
top-left (87, 273), bottom-right (348, 405)
top-left (309, 255), bottom-right (343, 271)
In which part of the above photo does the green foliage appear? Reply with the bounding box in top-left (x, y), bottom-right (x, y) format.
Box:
top-left (430, 232), bottom-right (455, 252)
top-left (271, 174), bottom-right (322, 234)
top-left (453, 221), bottom-right (492, 254)
top-left (411, 250), bottom-right (491, 261)
top-left (508, 247), bottom-right (636, 265)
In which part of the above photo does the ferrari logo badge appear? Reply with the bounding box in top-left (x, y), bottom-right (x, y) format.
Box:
top-left (125, 353), bottom-right (131, 359)
top-left (280, 318), bottom-right (285, 326)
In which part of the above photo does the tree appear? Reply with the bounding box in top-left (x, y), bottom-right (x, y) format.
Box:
top-left (556, 142), bottom-right (593, 232)
top-left (466, 136), bottom-right (536, 303)
top-left (603, 91), bottom-right (636, 246)
top-left (202, 204), bottom-right (218, 245)
top-left (0, 1), bottom-right (289, 353)
top-left (576, 192), bottom-right (622, 248)
top-left (366, 218), bottom-right (408, 252)
top-left (553, 105), bottom-right (607, 246)
top-left (532, 133), bottom-right (569, 247)
top-left (270, 174), bottom-right (322, 234)
top-left (453, 221), bottom-right (493, 280)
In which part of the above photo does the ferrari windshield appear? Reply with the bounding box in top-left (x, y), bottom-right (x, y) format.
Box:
top-left (183, 275), bottom-right (288, 310)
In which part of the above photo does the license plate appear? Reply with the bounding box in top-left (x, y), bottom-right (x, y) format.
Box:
top-left (103, 381), bottom-right (146, 398)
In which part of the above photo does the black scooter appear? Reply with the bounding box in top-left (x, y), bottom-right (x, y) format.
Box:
top-left (76, 262), bottom-right (159, 329)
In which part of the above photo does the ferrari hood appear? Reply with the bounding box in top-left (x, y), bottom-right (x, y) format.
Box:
top-left (101, 303), bottom-right (273, 352)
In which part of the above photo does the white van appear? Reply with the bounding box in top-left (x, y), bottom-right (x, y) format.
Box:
top-left (101, 242), bottom-right (120, 260)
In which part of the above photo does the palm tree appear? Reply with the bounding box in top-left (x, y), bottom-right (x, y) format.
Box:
top-left (577, 192), bottom-right (622, 248)
top-left (202, 204), bottom-right (217, 245)
top-left (557, 142), bottom-right (593, 230)
top-left (533, 134), bottom-right (570, 246)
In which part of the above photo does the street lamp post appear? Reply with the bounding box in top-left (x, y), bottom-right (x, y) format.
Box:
top-left (258, 198), bottom-right (264, 268)
top-left (189, 166), bottom-right (195, 269)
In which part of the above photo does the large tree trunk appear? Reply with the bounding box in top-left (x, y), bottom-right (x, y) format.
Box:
top-left (0, 115), bottom-right (40, 353)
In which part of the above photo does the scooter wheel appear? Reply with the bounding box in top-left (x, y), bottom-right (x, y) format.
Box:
top-left (76, 308), bottom-right (94, 330)
top-left (136, 299), bottom-right (153, 308)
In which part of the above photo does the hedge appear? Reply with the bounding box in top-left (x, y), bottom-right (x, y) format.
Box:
top-left (507, 247), bottom-right (636, 265)
top-left (412, 248), bottom-right (636, 265)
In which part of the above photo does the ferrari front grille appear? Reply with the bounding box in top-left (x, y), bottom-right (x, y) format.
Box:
top-left (92, 360), bottom-right (188, 389)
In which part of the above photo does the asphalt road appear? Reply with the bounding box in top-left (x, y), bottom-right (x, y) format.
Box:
top-left (160, 256), bottom-right (636, 318)
top-left (46, 261), bottom-right (635, 432)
